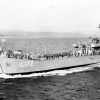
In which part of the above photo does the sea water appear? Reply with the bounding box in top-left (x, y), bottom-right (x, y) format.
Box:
top-left (0, 64), bottom-right (100, 100)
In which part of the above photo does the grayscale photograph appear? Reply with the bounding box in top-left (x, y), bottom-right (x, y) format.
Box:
top-left (0, 0), bottom-right (100, 100)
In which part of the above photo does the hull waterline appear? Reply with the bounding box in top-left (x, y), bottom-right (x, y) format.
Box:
top-left (0, 55), bottom-right (100, 75)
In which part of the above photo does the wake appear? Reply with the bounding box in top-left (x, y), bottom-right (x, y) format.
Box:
top-left (0, 63), bottom-right (100, 79)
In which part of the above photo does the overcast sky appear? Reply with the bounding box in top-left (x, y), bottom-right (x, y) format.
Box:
top-left (0, 0), bottom-right (100, 36)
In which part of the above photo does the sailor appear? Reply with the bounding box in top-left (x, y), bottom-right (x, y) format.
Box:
top-left (26, 53), bottom-right (29, 60)
top-left (89, 37), bottom-right (92, 43)
top-left (0, 47), bottom-right (3, 54)
top-left (6, 50), bottom-right (13, 58)
top-left (87, 48), bottom-right (93, 55)
top-left (30, 54), bottom-right (34, 60)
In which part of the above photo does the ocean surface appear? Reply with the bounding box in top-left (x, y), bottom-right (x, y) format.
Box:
top-left (2, 37), bottom-right (88, 55)
top-left (0, 37), bottom-right (100, 100)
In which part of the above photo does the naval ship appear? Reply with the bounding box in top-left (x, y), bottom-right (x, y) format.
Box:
top-left (0, 36), bottom-right (100, 75)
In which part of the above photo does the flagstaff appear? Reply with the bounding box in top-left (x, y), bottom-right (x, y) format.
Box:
top-left (1, 38), bottom-right (6, 48)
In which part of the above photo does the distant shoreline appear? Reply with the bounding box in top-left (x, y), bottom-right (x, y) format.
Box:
top-left (0, 35), bottom-right (89, 39)
top-left (0, 31), bottom-right (93, 38)
top-left (0, 36), bottom-right (89, 38)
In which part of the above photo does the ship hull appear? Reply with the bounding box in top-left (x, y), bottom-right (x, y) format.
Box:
top-left (0, 55), bottom-right (100, 75)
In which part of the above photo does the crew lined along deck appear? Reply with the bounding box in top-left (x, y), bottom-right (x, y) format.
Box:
top-left (0, 47), bottom-right (99, 61)
top-left (0, 37), bottom-right (100, 61)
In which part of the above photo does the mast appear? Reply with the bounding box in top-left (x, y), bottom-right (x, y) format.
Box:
top-left (44, 45), bottom-right (47, 54)
top-left (92, 24), bottom-right (100, 37)
top-left (96, 24), bottom-right (100, 37)
top-left (1, 38), bottom-right (6, 48)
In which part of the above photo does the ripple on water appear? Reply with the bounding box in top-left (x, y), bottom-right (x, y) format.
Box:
top-left (0, 65), bottom-right (100, 100)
